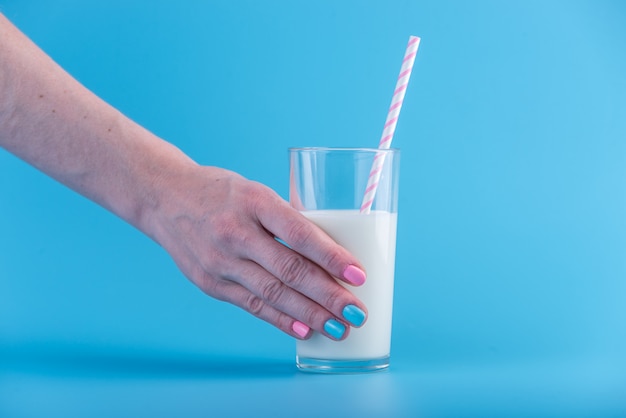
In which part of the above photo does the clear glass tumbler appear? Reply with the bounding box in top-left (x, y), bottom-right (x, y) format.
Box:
top-left (289, 147), bottom-right (400, 373)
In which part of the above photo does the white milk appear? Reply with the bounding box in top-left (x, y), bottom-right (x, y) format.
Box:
top-left (297, 209), bottom-right (397, 360)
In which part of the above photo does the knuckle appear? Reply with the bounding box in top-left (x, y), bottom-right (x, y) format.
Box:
top-left (319, 250), bottom-right (342, 272)
top-left (244, 293), bottom-right (265, 317)
top-left (197, 272), bottom-right (230, 303)
top-left (202, 276), bottom-right (222, 299)
top-left (277, 254), bottom-right (311, 287)
top-left (192, 267), bottom-right (220, 295)
top-left (324, 286), bottom-right (347, 311)
top-left (285, 221), bottom-right (314, 249)
top-left (244, 181), bottom-right (267, 200)
top-left (212, 212), bottom-right (252, 250)
top-left (260, 279), bottom-right (287, 306)
top-left (243, 181), bottom-right (272, 208)
top-left (197, 248), bottom-right (229, 277)
top-left (299, 305), bottom-right (319, 327)
top-left (244, 181), bottom-right (271, 213)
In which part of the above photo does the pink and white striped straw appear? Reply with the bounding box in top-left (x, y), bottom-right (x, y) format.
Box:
top-left (360, 35), bottom-right (420, 213)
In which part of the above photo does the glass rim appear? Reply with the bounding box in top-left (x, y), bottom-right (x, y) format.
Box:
top-left (289, 147), bottom-right (400, 153)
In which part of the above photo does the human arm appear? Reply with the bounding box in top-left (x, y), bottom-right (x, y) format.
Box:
top-left (0, 13), bottom-right (368, 340)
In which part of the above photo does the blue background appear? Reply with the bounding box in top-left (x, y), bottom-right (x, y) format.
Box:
top-left (1, 1), bottom-right (625, 417)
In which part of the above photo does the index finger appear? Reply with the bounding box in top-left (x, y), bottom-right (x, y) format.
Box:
top-left (254, 191), bottom-right (367, 287)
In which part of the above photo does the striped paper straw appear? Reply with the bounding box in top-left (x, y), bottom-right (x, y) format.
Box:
top-left (360, 35), bottom-right (420, 213)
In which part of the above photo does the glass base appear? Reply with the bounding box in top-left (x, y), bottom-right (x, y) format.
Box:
top-left (296, 355), bottom-right (389, 374)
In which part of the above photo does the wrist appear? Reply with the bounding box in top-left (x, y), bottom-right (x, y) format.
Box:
top-left (122, 133), bottom-right (198, 241)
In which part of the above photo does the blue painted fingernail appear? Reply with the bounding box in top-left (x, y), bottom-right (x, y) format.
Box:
top-left (342, 305), bottom-right (366, 327)
top-left (324, 319), bottom-right (346, 340)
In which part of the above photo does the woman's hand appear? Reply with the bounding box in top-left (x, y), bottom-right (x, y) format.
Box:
top-left (147, 165), bottom-right (368, 340)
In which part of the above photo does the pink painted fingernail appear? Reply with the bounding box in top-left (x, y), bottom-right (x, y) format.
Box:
top-left (343, 265), bottom-right (366, 286)
top-left (292, 321), bottom-right (310, 338)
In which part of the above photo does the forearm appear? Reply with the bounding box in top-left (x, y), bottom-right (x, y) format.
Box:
top-left (0, 14), bottom-right (194, 234)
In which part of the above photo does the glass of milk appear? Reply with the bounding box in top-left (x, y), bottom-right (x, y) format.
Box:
top-left (289, 147), bottom-right (400, 373)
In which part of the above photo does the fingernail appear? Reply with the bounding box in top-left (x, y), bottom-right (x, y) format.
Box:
top-left (324, 319), bottom-right (346, 340)
top-left (342, 305), bottom-right (366, 327)
top-left (343, 265), bottom-right (366, 286)
top-left (292, 321), bottom-right (310, 338)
